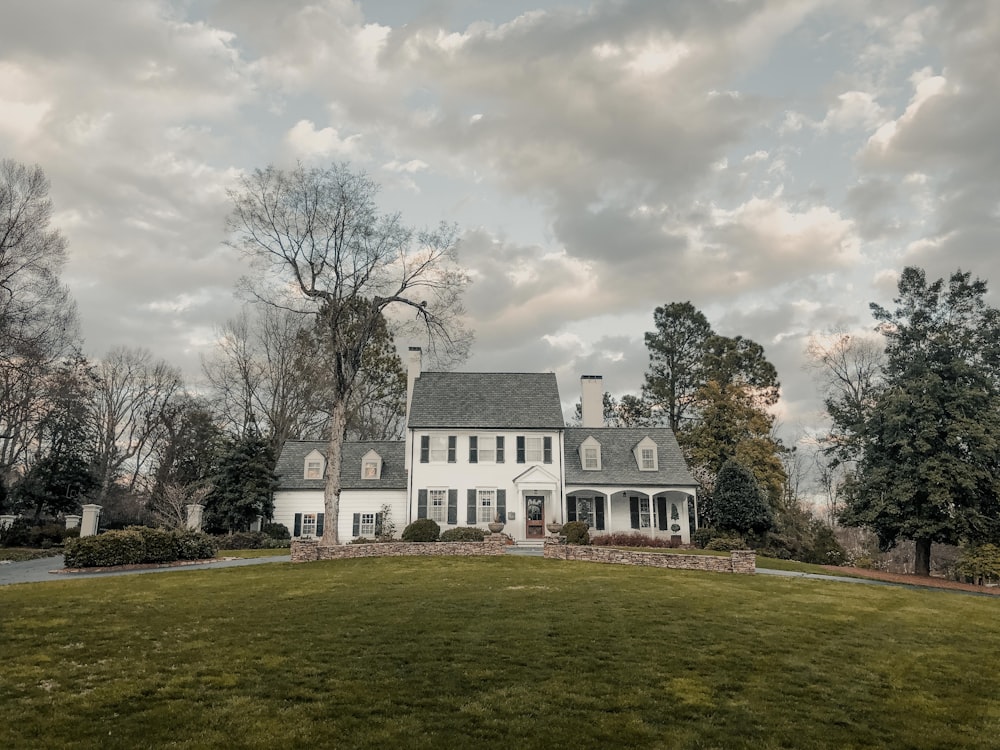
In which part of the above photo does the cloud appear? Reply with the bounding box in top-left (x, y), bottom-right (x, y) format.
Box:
top-left (285, 119), bottom-right (363, 159)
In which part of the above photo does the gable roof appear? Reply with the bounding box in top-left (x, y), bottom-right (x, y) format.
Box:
top-left (564, 428), bottom-right (697, 487)
top-left (408, 371), bottom-right (565, 429)
top-left (275, 440), bottom-right (406, 490)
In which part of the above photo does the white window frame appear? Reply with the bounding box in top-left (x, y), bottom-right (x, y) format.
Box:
top-left (640, 448), bottom-right (655, 471)
top-left (301, 513), bottom-right (317, 537)
top-left (477, 435), bottom-right (496, 463)
top-left (584, 447), bottom-right (599, 470)
top-left (576, 497), bottom-right (595, 527)
top-left (638, 498), bottom-right (651, 528)
top-left (525, 437), bottom-right (543, 462)
top-left (363, 459), bottom-right (379, 479)
top-left (359, 513), bottom-right (376, 537)
top-left (429, 435), bottom-right (449, 462)
top-left (305, 459), bottom-right (322, 479)
top-left (429, 488), bottom-right (447, 523)
top-left (477, 488), bottom-right (495, 524)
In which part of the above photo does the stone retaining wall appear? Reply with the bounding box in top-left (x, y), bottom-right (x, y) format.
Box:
top-left (291, 537), bottom-right (507, 562)
top-left (544, 543), bottom-right (755, 574)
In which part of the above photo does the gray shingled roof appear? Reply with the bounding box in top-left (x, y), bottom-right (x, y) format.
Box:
top-left (408, 371), bottom-right (565, 429)
top-left (275, 440), bottom-right (406, 490)
top-left (564, 428), bottom-right (697, 486)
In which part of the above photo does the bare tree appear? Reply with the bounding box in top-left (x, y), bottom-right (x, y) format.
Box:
top-left (0, 160), bottom-right (79, 492)
top-left (152, 482), bottom-right (213, 529)
top-left (90, 347), bottom-right (182, 501)
top-left (227, 162), bottom-right (471, 544)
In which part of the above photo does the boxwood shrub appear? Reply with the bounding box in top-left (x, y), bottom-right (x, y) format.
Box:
top-left (64, 527), bottom-right (217, 568)
top-left (562, 521), bottom-right (590, 545)
top-left (401, 519), bottom-right (440, 542)
top-left (440, 526), bottom-right (486, 542)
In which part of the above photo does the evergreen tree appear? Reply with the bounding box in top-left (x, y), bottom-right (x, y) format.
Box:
top-left (204, 431), bottom-right (277, 533)
top-left (712, 460), bottom-right (773, 536)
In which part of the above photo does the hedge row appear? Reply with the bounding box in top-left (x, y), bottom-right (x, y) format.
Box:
top-left (64, 527), bottom-right (217, 568)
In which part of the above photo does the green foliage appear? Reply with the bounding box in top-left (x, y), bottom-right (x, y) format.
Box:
top-left (705, 533), bottom-right (747, 551)
top-left (590, 532), bottom-right (681, 548)
top-left (261, 522), bottom-right (290, 540)
top-left (215, 531), bottom-right (289, 550)
top-left (0, 519), bottom-right (77, 548)
top-left (955, 544), bottom-right (1000, 584)
top-left (562, 520), bottom-right (591, 545)
top-left (843, 268), bottom-right (1000, 574)
top-left (691, 527), bottom-right (717, 549)
top-left (440, 526), bottom-right (486, 542)
top-left (401, 518), bottom-right (440, 542)
top-left (712, 460), bottom-right (773, 536)
top-left (204, 432), bottom-right (277, 533)
top-left (643, 301), bottom-right (713, 430)
top-left (64, 527), bottom-right (217, 567)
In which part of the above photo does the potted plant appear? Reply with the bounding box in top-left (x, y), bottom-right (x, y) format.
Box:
top-left (488, 514), bottom-right (505, 534)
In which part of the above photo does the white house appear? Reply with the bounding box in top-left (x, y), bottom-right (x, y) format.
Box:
top-left (272, 348), bottom-right (699, 544)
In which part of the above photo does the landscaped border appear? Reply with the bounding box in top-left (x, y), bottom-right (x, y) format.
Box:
top-left (544, 541), bottom-right (756, 574)
top-left (291, 538), bottom-right (507, 561)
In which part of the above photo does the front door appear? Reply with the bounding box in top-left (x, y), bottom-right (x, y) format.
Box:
top-left (525, 495), bottom-right (545, 538)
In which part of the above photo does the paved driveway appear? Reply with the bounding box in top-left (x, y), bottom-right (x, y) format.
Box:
top-left (0, 554), bottom-right (291, 586)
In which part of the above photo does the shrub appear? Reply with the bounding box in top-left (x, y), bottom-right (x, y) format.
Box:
top-left (562, 521), bottom-right (590, 545)
top-left (262, 522), bottom-right (291, 540)
top-left (705, 533), bottom-right (746, 552)
top-left (216, 531), bottom-right (270, 550)
top-left (0, 518), bottom-right (33, 547)
top-left (440, 527), bottom-right (486, 542)
top-left (691, 527), bottom-right (718, 549)
top-left (63, 528), bottom-right (217, 568)
top-left (401, 519), bottom-right (440, 542)
top-left (1, 519), bottom-right (78, 548)
top-left (955, 543), bottom-right (1000, 584)
top-left (589, 532), bottom-right (680, 548)
top-left (349, 537), bottom-right (374, 544)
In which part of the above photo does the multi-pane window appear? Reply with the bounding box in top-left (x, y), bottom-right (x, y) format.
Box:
top-left (359, 513), bottom-right (376, 537)
top-left (576, 497), bottom-right (594, 527)
top-left (301, 513), bottom-right (317, 536)
top-left (641, 448), bottom-right (655, 470)
top-left (305, 460), bottom-right (322, 479)
top-left (584, 447), bottom-right (599, 469)
top-left (429, 435), bottom-right (449, 462)
top-left (429, 489), bottom-right (447, 523)
top-left (638, 498), bottom-right (651, 528)
top-left (478, 436), bottom-right (496, 463)
top-left (363, 460), bottom-right (378, 479)
top-left (478, 489), bottom-right (495, 523)
top-left (525, 437), bottom-right (543, 462)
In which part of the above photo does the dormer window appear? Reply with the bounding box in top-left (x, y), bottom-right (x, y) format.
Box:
top-left (633, 437), bottom-right (658, 471)
top-left (303, 450), bottom-right (325, 479)
top-left (361, 449), bottom-right (383, 480)
top-left (579, 436), bottom-right (602, 471)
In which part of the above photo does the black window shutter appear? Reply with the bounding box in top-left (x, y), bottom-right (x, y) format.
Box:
top-left (293, 513), bottom-right (302, 536)
top-left (447, 489), bottom-right (458, 525)
top-left (448, 436), bottom-right (457, 463)
top-left (657, 497), bottom-right (668, 530)
top-left (516, 436), bottom-right (525, 463)
top-left (316, 513), bottom-right (325, 537)
top-left (567, 496), bottom-right (577, 522)
top-left (595, 497), bottom-right (606, 530)
top-left (352, 513), bottom-right (361, 537)
top-left (543, 436), bottom-right (552, 464)
top-left (469, 436), bottom-right (478, 463)
top-left (629, 497), bottom-right (640, 529)
top-left (467, 489), bottom-right (477, 524)
top-left (375, 513), bottom-right (383, 537)
top-left (497, 489), bottom-right (506, 520)
top-left (418, 489), bottom-right (428, 519)
top-left (420, 435), bottom-right (430, 463)
top-left (496, 436), bottom-right (505, 463)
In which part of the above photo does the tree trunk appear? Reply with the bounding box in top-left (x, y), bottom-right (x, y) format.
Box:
top-left (321, 399), bottom-right (348, 545)
top-left (914, 537), bottom-right (931, 577)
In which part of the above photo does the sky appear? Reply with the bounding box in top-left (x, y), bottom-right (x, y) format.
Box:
top-left (2, 0), bottom-right (999, 450)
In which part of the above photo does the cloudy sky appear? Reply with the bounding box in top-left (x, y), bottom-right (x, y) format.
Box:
top-left (3, 0), bottom-right (999, 446)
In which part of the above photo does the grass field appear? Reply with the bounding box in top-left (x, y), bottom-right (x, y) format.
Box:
top-left (2, 556), bottom-right (999, 749)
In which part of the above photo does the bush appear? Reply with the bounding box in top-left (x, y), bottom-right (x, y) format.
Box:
top-left (440, 527), bottom-right (486, 542)
top-left (590, 532), bottom-right (681, 548)
top-left (401, 519), bottom-right (440, 542)
top-left (64, 528), bottom-right (217, 568)
top-left (0, 518), bottom-right (33, 547)
top-left (349, 537), bottom-right (375, 544)
top-left (1, 519), bottom-right (78, 548)
top-left (216, 531), bottom-right (290, 550)
top-left (262, 522), bottom-right (291, 540)
top-left (562, 521), bottom-right (590, 545)
top-left (705, 533), bottom-right (746, 552)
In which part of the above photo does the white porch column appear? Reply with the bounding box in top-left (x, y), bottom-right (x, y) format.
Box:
top-left (65, 515), bottom-right (81, 530)
top-left (80, 504), bottom-right (102, 537)
top-left (185, 503), bottom-right (205, 531)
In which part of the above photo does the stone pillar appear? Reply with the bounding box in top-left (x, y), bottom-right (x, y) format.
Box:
top-left (80, 505), bottom-right (102, 537)
top-left (65, 515), bottom-right (82, 530)
top-left (185, 503), bottom-right (205, 531)
top-left (730, 550), bottom-right (756, 574)
top-left (250, 516), bottom-right (263, 532)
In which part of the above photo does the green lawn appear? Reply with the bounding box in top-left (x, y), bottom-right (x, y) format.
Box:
top-left (2, 557), bottom-right (999, 749)
top-left (218, 547), bottom-right (290, 559)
